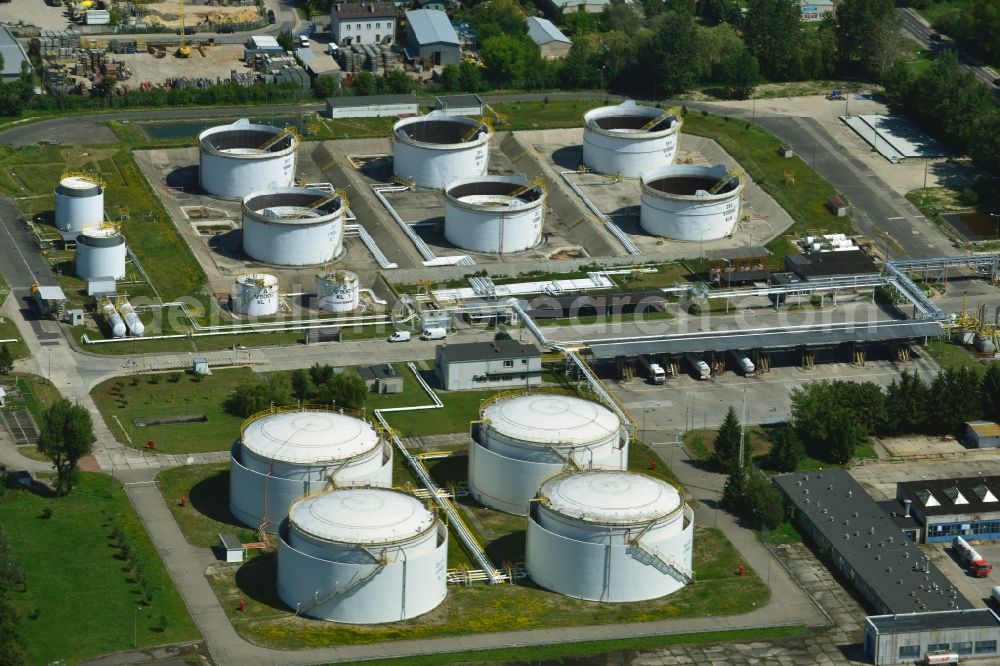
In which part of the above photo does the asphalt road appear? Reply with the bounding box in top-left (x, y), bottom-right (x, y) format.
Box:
top-left (897, 7), bottom-right (999, 89)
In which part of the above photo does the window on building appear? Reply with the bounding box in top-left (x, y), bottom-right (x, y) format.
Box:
top-left (502, 375), bottom-right (512, 381)
top-left (898, 646), bottom-right (920, 659)
top-left (954, 642), bottom-right (973, 655)
top-left (519, 375), bottom-right (525, 380)
top-left (345, 24), bottom-right (350, 30)
top-left (976, 640), bottom-right (997, 654)
top-left (503, 360), bottom-right (514, 368)
top-left (376, 22), bottom-right (380, 28)
top-left (521, 359), bottom-right (528, 364)
top-left (367, 23), bottom-right (371, 28)
top-left (927, 643), bottom-right (950, 652)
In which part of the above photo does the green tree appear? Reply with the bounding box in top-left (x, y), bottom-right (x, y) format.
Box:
top-left (982, 363), bottom-right (1000, 422)
top-left (827, 419), bottom-right (863, 465)
top-left (313, 371), bottom-right (368, 409)
top-left (882, 369), bottom-right (929, 435)
top-left (562, 7), bottom-right (603, 35)
top-left (561, 38), bottom-right (601, 89)
top-left (384, 69), bottom-right (412, 94)
top-left (711, 406), bottom-right (743, 473)
top-left (438, 64), bottom-right (460, 92)
top-left (834, 0), bottom-right (896, 72)
top-left (743, 0), bottom-right (801, 81)
top-left (696, 0), bottom-right (732, 25)
top-left (313, 75), bottom-right (338, 97)
top-left (641, 10), bottom-right (702, 96)
top-left (927, 367), bottom-right (982, 434)
top-left (226, 374), bottom-right (293, 417)
top-left (603, 0), bottom-right (643, 33)
top-left (745, 471), bottom-right (784, 529)
top-left (309, 362), bottom-right (336, 386)
top-left (458, 60), bottom-right (486, 92)
top-left (767, 426), bottom-right (804, 472)
top-left (721, 467), bottom-right (748, 511)
top-left (0, 345), bottom-right (12, 374)
top-left (36, 399), bottom-right (95, 496)
top-left (354, 71), bottom-right (375, 96)
top-left (720, 49), bottom-right (759, 99)
top-left (790, 379), bottom-right (883, 463)
top-left (291, 369), bottom-right (312, 401)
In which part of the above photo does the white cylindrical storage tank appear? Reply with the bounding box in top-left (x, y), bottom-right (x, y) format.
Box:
top-left (583, 101), bottom-right (682, 178)
top-left (443, 175), bottom-right (545, 254)
top-left (277, 487), bottom-right (447, 623)
top-left (230, 407), bottom-right (393, 532)
top-left (527, 470), bottom-right (694, 602)
top-left (231, 274), bottom-right (279, 317)
top-left (316, 270), bottom-right (360, 312)
top-left (242, 187), bottom-right (346, 266)
top-left (393, 111), bottom-right (491, 189)
top-left (640, 164), bottom-right (744, 241)
top-left (468, 392), bottom-right (628, 516)
top-left (55, 175), bottom-right (105, 233)
top-left (119, 301), bottom-right (144, 337)
top-left (198, 119), bottom-right (297, 199)
top-left (102, 302), bottom-right (126, 338)
top-left (75, 228), bottom-right (126, 280)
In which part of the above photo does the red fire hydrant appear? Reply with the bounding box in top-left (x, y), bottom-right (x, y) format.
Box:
top-left (737, 564), bottom-right (746, 576)
top-left (146, 440), bottom-right (155, 449)
top-left (180, 495), bottom-right (187, 508)
top-left (239, 598), bottom-right (246, 612)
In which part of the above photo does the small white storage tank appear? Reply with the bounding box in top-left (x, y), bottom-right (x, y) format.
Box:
top-left (232, 274), bottom-right (279, 317)
top-left (276, 487), bottom-right (447, 623)
top-left (527, 470), bottom-right (694, 602)
top-left (468, 392), bottom-right (628, 516)
top-left (316, 270), bottom-right (360, 312)
top-left (640, 164), bottom-right (744, 241)
top-left (102, 301), bottom-right (126, 338)
top-left (443, 175), bottom-right (545, 254)
top-left (583, 101), bottom-right (682, 178)
top-left (199, 119), bottom-right (297, 199)
top-left (55, 175), bottom-right (105, 233)
top-left (75, 228), bottom-right (126, 280)
top-left (242, 187), bottom-right (346, 266)
top-left (393, 112), bottom-right (491, 189)
top-left (230, 407), bottom-right (393, 533)
top-left (118, 300), bottom-right (144, 337)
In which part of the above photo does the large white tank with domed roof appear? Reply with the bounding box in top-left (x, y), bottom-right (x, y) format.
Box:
top-left (526, 469), bottom-right (694, 602)
top-left (468, 392), bottom-right (628, 515)
top-left (276, 487), bottom-right (448, 624)
top-left (229, 407), bottom-right (393, 533)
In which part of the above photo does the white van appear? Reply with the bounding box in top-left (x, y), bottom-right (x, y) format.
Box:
top-left (420, 327), bottom-right (447, 341)
top-left (387, 330), bottom-right (411, 342)
top-left (924, 651), bottom-right (959, 665)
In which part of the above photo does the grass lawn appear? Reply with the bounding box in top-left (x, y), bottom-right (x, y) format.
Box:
top-left (685, 425), bottom-right (875, 471)
top-left (267, 363), bottom-right (437, 412)
top-left (0, 474), bottom-right (199, 664)
top-left (383, 388), bottom-right (507, 438)
top-left (0, 316), bottom-right (29, 361)
top-left (0, 373), bottom-right (62, 426)
top-left (681, 111), bottom-right (846, 262)
top-left (923, 338), bottom-right (987, 374)
top-left (765, 521), bottom-right (803, 546)
top-left (90, 367), bottom-right (255, 453)
top-left (346, 625), bottom-right (810, 666)
top-left (157, 463), bottom-right (259, 548)
top-left (206, 525), bottom-right (768, 649)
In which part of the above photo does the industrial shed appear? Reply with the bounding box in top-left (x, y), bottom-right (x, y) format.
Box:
top-left (966, 420), bottom-right (1000, 448)
top-left (435, 340), bottom-right (542, 391)
top-left (775, 470), bottom-right (972, 616)
top-left (895, 475), bottom-right (1000, 543)
top-left (0, 28), bottom-right (29, 82)
top-left (358, 364), bottom-right (404, 394)
top-left (405, 9), bottom-right (460, 67)
top-left (864, 609), bottom-right (1000, 665)
top-left (526, 17), bottom-right (571, 59)
top-left (434, 94), bottom-right (483, 116)
top-left (325, 93), bottom-right (418, 118)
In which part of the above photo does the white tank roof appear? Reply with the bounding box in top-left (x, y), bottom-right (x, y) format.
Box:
top-left (289, 488), bottom-right (434, 544)
top-left (484, 394), bottom-right (620, 445)
top-left (542, 471), bottom-right (681, 524)
top-left (242, 410), bottom-right (379, 464)
top-left (60, 176), bottom-right (100, 189)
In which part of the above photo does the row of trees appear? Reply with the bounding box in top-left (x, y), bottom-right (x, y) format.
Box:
top-left (0, 345), bottom-right (13, 375)
top-left (789, 364), bottom-right (1000, 465)
top-left (226, 366), bottom-right (369, 417)
top-left (0, 527), bottom-right (26, 665)
top-left (907, 0), bottom-right (1000, 66)
top-left (883, 50), bottom-right (1000, 179)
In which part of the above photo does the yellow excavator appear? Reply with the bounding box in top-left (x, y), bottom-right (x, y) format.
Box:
top-left (176, 0), bottom-right (192, 58)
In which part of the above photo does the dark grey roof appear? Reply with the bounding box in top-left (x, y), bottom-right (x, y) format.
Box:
top-left (775, 470), bottom-right (973, 615)
top-left (587, 320), bottom-right (942, 360)
top-left (358, 364), bottom-right (400, 381)
top-left (785, 250), bottom-right (880, 279)
top-left (333, 2), bottom-right (396, 19)
top-left (435, 94), bottom-right (483, 109)
top-left (876, 499), bottom-right (921, 532)
top-left (327, 92), bottom-right (417, 108)
top-left (867, 609), bottom-right (1000, 634)
top-left (897, 475), bottom-right (1000, 518)
top-left (437, 340), bottom-right (541, 363)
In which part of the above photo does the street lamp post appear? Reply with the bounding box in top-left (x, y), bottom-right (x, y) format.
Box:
top-left (133, 606), bottom-right (143, 648)
top-left (990, 213), bottom-right (1000, 241)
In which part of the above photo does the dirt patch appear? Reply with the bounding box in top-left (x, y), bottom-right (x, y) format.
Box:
top-left (878, 434), bottom-right (965, 457)
top-left (134, 414), bottom-right (208, 426)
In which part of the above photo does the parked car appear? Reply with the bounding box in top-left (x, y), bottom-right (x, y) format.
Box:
top-left (387, 331), bottom-right (411, 342)
top-left (420, 327), bottom-right (447, 341)
top-left (929, 32), bottom-right (942, 41)
top-left (267, 9), bottom-right (276, 23)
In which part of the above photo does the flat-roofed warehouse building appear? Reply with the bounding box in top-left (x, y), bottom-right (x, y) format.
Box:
top-left (894, 475), bottom-right (1000, 543)
top-left (864, 609), bottom-right (1000, 665)
top-left (774, 470), bottom-right (973, 616)
top-left (435, 340), bottom-right (542, 391)
top-left (326, 93), bottom-right (419, 119)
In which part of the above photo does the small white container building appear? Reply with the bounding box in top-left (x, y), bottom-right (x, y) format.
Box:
top-left (443, 175), bottom-right (545, 254)
top-left (276, 487), bottom-right (448, 623)
top-left (639, 163), bottom-right (744, 241)
top-left (198, 119), bottom-right (297, 199)
top-left (469, 392), bottom-right (628, 515)
top-left (393, 112), bottom-right (491, 189)
top-left (527, 470), bottom-right (694, 602)
top-left (242, 187), bottom-right (346, 266)
top-left (229, 407), bottom-right (393, 533)
top-left (583, 101), bottom-right (682, 178)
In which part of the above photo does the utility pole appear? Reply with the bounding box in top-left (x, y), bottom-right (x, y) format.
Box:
top-left (738, 388), bottom-right (747, 470)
